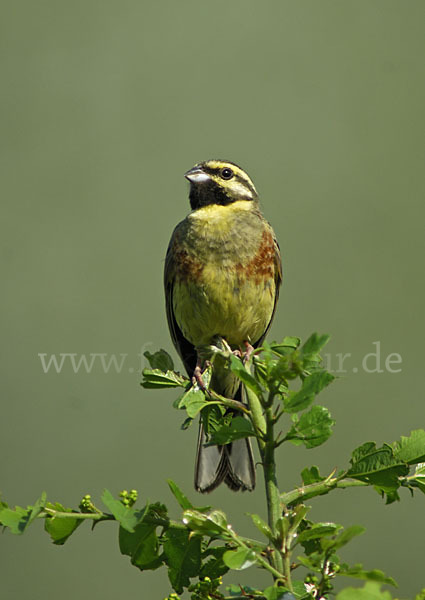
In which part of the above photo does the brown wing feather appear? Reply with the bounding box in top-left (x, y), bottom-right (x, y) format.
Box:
top-left (254, 229), bottom-right (282, 348)
top-left (164, 228), bottom-right (197, 376)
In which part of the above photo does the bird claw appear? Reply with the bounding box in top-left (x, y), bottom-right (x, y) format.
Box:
top-left (230, 342), bottom-right (254, 363)
top-left (192, 361), bottom-right (211, 392)
top-left (242, 341), bottom-right (254, 363)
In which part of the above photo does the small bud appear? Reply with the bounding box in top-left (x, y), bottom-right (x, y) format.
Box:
top-left (79, 494), bottom-right (97, 513)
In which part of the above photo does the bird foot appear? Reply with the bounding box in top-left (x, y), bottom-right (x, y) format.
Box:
top-left (242, 341), bottom-right (255, 364)
top-left (192, 361), bottom-right (211, 392)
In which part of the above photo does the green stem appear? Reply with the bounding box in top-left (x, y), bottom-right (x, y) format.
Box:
top-left (242, 358), bottom-right (287, 584)
top-left (40, 508), bottom-right (185, 531)
top-left (42, 508), bottom-right (109, 521)
top-left (228, 530), bottom-right (284, 580)
top-left (280, 477), bottom-right (368, 506)
top-left (262, 402), bottom-right (286, 583)
top-left (244, 385), bottom-right (266, 448)
top-left (256, 552), bottom-right (285, 581)
top-left (41, 508), bottom-right (270, 552)
top-left (283, 552), bottom-right (293, 591)
top-left (208, 390), bottom-right (251, 415)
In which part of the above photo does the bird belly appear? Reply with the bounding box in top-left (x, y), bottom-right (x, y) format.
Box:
top-left (173, 265), bottom-right (275, 348)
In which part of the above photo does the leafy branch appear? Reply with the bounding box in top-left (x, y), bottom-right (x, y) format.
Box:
top-left (1, 333), bottom-right (424, 600)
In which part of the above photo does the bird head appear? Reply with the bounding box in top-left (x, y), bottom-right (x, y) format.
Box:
top-left (185, 160), bottom-right (258, 210)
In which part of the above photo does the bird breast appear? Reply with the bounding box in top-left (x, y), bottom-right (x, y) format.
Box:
top-left (171, 202), bottom-right (277, 347)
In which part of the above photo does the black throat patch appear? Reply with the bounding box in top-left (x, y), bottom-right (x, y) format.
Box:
top-left (189, 181), bottom-right (233, 210)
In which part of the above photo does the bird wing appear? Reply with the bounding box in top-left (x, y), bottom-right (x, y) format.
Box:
top-left (164, 226), bottom-right (197, 376)
top-left (254, 227), bottom-right (283, 348)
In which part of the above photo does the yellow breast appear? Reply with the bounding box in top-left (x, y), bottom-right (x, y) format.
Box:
top-left (171, 201), bottom-right (277, 348)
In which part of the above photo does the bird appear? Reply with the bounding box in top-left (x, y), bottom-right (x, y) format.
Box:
top-left (164, 159), bottom-right (282, 493)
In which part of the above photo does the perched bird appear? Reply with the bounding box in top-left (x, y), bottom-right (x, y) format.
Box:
top-left (164, 160), bottom-right (282, 493)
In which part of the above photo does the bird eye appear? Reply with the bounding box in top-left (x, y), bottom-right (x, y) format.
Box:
top-left (221, 167), bottom-right (234, 180)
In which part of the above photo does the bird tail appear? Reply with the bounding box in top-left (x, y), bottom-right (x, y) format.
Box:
top-left (194, 388), bottom-right (256, 493)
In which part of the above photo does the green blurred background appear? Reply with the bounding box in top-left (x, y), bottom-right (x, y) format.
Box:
top-left (1, 1), bottom-right (424, 597)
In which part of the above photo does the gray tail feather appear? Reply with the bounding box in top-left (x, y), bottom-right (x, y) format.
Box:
top-left (194, 421), bottom-right (256, 493)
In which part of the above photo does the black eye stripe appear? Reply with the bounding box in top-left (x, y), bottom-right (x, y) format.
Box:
top-left (200, 163), bottom-right (257, 197)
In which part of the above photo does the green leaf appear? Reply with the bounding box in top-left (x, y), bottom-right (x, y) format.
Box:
top-left (141, 368), bottom-right (187, 389)
top-left (248, 513), bottom-right (273, 540)
top-left (276, 515), bottom-right (290, 540)
top-left (268, 337), bottom-right (301, 356)
top-left (176, 386), bottom-right (208, 418)
top-left (209, 416), bottom-right (255, 445)
top-left (298, 519), bottom-right (342, 556)
top-left (256, 342), bottom-right (301, 385)
top-left (230, 355), bottom-right (264, 398)
top-left (253, 357), bottom-right (271, 389)
top-left (347, 441), bottom-right (409, 501)
top-left (349, 442), bottom-right (404, 481)
top-left (262, 585), bottom-right (297, 600)
top-left (321, 525), bottom-right (365, 551)
top-left (0, 493), bottom-right (46, 535)
top-left (301, 333), bottom-right (330, 357)
top-left (278, 336), bottom-right (301, 349)
top-left (223, 547), bottom-right (257, 570)
top-left (163, 527), bottom-right (202, 593)
top-left (101, 489), bottom-right (145, 532)
top-left (201, 403), bottom-right (227, 437)
top-left (290, 504), bottom-right (310, 532)
top-left (393, 429), bottom-right (425, 465)
top-left (167, 480), bottom-right (193, 510)
top-left (337, 581), bottom-right (393, 600)
top-left (339, 563), bottom-right (397, 586)
top-left (119, 521), bottom-right (162, 570)
top-left (185, 395), bottom-right (209, 419)
top-left (291, 580), bottom-right (312, 599)
top-left (144, 349), bottom-right (174, 371)
top-left (183, 509), bottom-right (230, 538)
top-left (284, 370), bottom-right (334, 413)
top-left (167, 481), bottom-right (210, 516)
top-left (269, 356), bottom-right (298, 386)
top-left (297, 554), bottom-right (321, 572)
top-left (0, 506), bottom-right (31, 533)
top-left (297, 522), bottom-right (341, 542)
top-left (44, 502), bottom-right (82, 544)
top-left (301, 465), bottom-right (325, 485)
top-left (300, 333), bottom-right (330, 374)
top-left (200, 546), bottom-right (229, 579)
top-left (410, 463), bottom-right (425, 494)
top-left (286, 406), bottom-right (335, 448)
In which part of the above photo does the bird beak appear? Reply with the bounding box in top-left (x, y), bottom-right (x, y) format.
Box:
top-left (184, 166), bottom-right (211, 184)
